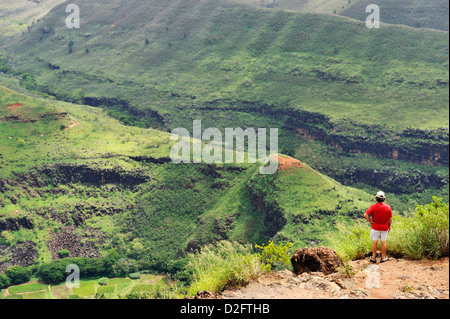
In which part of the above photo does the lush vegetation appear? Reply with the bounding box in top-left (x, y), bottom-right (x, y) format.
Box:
top-left (2, 0), bottom-right (447, 207)
top-left (340, 0), bottom-right (449, 31)
top-left (187, 241), bottom-right (262, 295)
top-left (0, 0), bottom-right (448, 300)
top-left (325, 197), bottom-right (450, 261)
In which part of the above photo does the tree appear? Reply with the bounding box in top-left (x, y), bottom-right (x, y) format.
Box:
top-left (68, 40), bottom-right (74, 54)
top-left (58, 249), bottom-right (70, 258)
top-left (112, 258), bottom-right (138, 277)
top-left (5, 266), bottom-right (32, 285)
top-left (0, 274), bottom-right (11, 289)
top-left (38, 261), bottom-right (66, 284)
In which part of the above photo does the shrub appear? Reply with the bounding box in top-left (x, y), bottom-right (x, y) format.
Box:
top-left (0, 274), bottom-right (11, 289)
top-left (129, 272), bottom-right (141, 280)
top-left (5, 266), bottom-right (32, 285)
top-left (38, 254), bottom-right (119, 284)
top-left (327, 198), bottom-right (449, 261)
top-left (325, 221), bottom-right (372, 262)
top-left (388, 197), bottom-right (449, 260)
top-left (98, 277), bottom-right (108, 286)
top-left (58, 249), bottom-right (70, 259)
top-left (112, 258), bottom-right (138, 277)
top-left (187, 241), bottom-right (262, 296)
top-left (38, 261), bottom-right (66, 284)
top-left (255, 240), bottom-right (293, 272)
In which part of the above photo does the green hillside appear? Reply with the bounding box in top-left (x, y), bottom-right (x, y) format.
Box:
top-left (0, 0), bottom-right (448, 298)
top-left (2, 0), bottom-right (448, 203)
top-left (231, 0), bottom-right (351, 13)
top-left (0, 83), bottom-right (377, 274)
top-left (0, 0), bottom-right (66, 36)
top-left (6, 0), bottom-right (448, 129)
top-left (340, 0), bottom-right (449, 31)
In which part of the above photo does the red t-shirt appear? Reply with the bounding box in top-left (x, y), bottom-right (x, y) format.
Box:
top-left (366, 203), bottom-right (392, 231)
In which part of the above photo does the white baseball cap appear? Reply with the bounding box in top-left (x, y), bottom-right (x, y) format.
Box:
top-left (376, 191), bottom-right (386, 199)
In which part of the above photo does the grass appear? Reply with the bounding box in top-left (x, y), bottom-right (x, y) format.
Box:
top-left (1, 274), bottom-right (168, 299)
top-left (72, 280), bottom-right (97, 297)
top-left (326, 197), bottom-right (449, 261)
top-left (187, 241), bottom-right (262, 295)
top-left (1, 0), bottom-right (446, 211)
top-left (340, 0), bottom-right (449, 31)
top-left (0, 0), bottom-right (448, 298)
top-left (8, 282), bottom-right (45, 294)
top-left (5, 0), bottom-right (448, 130)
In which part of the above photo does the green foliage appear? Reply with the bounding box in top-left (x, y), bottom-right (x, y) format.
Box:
top-left (112, 258), bottom-right (138, 277)
top-left (5, 266), bottom-right (32, 286)
top-left (327, 198), bottom-right (449, 261)
top-left (58, 249), bottom-right (70, 259)
top-left (340, 0), bottom-right (449, 31)
top-left (187, 241), bottom-right (262, 295)
top-left (38, 253), bottom-right (120, 284)
top-left (388, 197), bottom-right (449, 260)
top-left (335, 262), bottom-right (355, 278)
top-left (255, 240), bottom-right (293, 272)
top-left (98, 277), bottom-right (108, 286)
top-left (324, 221), bottom-right (372, 262)
top-left (129, 272), bottom-right (141, 280)
top-left (8, 282), bottom-right (45, 294)
top-left (0, 274), bottom-right (11, 289)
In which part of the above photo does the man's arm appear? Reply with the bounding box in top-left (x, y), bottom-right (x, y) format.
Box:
top-left (364, 212), bottom-right (374, 225)
top-left (388, 207), bottom-right (393, 230)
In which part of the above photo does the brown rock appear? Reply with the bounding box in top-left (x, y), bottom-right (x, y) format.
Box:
top-left (194, 291), bottom-right (222, 299)
top-left (291, 246), bottom-right (343, 275)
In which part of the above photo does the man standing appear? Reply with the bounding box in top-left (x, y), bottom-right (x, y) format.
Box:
top-left (364, 191), bottom-right (393, 263)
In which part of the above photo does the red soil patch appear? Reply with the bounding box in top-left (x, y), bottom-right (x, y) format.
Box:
top-left (6, 103), bottom-right (23, 112)
top-left (1, 87), bottom-right (11, 93)
top-left (64, 122), bottom-right (79, 130)
top-left (272, 154), bottom-right (303, 171)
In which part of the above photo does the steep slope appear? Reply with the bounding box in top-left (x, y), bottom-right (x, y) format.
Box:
top-left (0, 81), bottom-right (254, 270)
top-left (2, 0), bottom-right (447, 207)
top-left (230, 0), bottom-right (351, 14)
top-left (340, 0), bottom-right (449, 31)
top-left (5, 0), bottom-right (448, 129)
top-left (189, 155), bottom-right (374, 250)
top-left (0, 0), bottom-right (66, 36)
top-left (0, 80), bottom-right (378, 272)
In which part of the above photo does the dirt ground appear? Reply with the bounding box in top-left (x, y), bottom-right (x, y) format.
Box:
top-left (221, 257), bottom-right (449, 299)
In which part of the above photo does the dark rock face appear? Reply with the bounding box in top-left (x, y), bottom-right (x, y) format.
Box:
top-left (291, 246), bottom-right (343, 275)
top-left (0, 241), bottom-right (37, 273)
top-left (0, 216), bottom-right (34, 231)
top-left (47, 226), bottom-right (101, 260)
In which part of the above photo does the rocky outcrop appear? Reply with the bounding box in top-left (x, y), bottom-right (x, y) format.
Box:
top-left (291, 246), bottom-right (343, 275)
top-left (177, 99), bottom-right (449, 167)
top-left (11, 163), bottom-right (150, 189)
top-left (47, 226), bottom-right (101, 260)
top-left (0, 241), bottom-right (37, 273)
top-left (318, 165), bottom-right (449, 195)
top-left (194, 291), bottom-right (223, 299)
top-left (0, 216), bottom-right (34, 231)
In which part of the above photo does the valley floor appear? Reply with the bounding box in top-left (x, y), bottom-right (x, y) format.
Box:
top-left (221, 257), bottom-right (449, 299)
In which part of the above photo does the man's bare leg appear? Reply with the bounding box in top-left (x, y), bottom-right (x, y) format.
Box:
top-left (372, 240), bottom-right (378, 259)
top-left (381, 241), bottom-right (387, 259)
